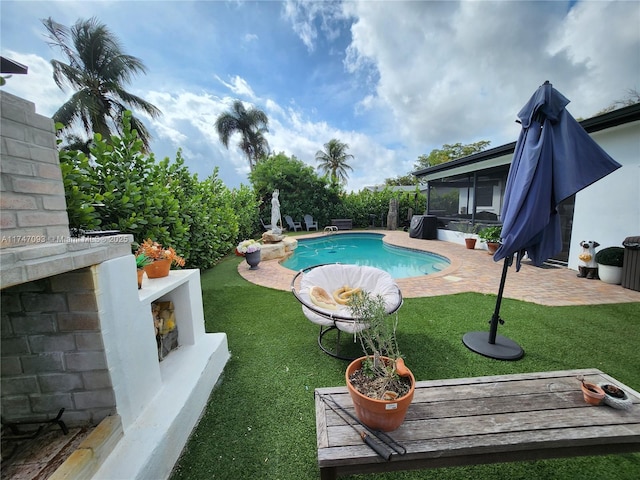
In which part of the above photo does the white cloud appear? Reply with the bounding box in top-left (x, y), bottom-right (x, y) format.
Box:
top-left (547, 0), bottom-right (640, 116)
top-left (342, 0), bottom-right (639, 151)
top-left (282, 0), bottom-right (347, 52)
top-left (144, 90), bottom-right (251, 178)
top-left (215, 75), bottom-right (256, 100)
top-left (1, 51), bottom-right (68, 117)
top-left (243, 33), bottom-right (259, 43)
top-left (3, 0), bottom-right (637, 194)
top-left (260, 100), bottom-right (406, 192)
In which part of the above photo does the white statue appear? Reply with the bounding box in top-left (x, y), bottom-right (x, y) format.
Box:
top-left (271, 189), bottom-right (282, 234)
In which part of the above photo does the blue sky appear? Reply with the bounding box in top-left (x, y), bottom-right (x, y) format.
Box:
top-left (2, 0), bottom-right (639, 192)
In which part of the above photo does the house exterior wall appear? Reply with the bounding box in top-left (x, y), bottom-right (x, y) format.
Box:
top-left (568, 120), bottom-right (640, 270)
top-left (431, 116), bottom-right (639, 267)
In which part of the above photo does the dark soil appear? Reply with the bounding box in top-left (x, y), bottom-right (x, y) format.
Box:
top-left (349, 369), bottom-right (411, 400)
top-left (602, 384), bottom-right (626, 399)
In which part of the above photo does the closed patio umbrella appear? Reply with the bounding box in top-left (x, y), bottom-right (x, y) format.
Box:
top-left (463, 81), bottom-right (621, 360)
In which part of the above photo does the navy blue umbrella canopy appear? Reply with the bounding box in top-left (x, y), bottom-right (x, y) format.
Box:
top-left (463, 81), bottom-right (621, 361)
top-left (494, 81), bottom-right (622, 268)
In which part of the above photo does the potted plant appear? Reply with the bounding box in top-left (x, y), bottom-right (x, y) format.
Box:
top-left (478, 225), bottom-right (502, 254)
top-left (136, 239), bottom-right (185, 278)
top-left (346, 291), bottom-right (415, 432)
top-left (135, 253), bottom-right (153, 289)
top-left (579, 377), bottom-right (605, 405)
top-left (595, 246), bottom-right (624, 284)
top-left (601, 383), bottom-right (633, 410)
top-left (236, 239), bottom-right (262, 270)
top-left (451, 221), bottom-right (479, 249)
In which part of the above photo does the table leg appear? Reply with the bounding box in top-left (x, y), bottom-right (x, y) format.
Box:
top-left (320, 466), bottom-right (337, 480)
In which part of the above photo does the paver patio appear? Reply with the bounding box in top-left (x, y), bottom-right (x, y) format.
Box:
top-left (238, 230), bottom-right (640, 307)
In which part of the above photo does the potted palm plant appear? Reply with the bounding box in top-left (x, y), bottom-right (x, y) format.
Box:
top-left (346, 291), bottom-right (415, 432)
top-left (595, 246), bottom-right (624, 284)
top-left (478, 225), bottom-right (502, 254)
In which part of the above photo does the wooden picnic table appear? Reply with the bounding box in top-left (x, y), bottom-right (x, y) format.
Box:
top-left (315, 368), bottom-right (640, 479)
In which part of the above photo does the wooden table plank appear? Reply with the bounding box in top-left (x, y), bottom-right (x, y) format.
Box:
top-left (315, 369), bottom-right (640, 479)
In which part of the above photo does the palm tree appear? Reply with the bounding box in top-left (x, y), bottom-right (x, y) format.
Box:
top-left (240, 127), bottom-right (270, 164)
top-left (42, 17), bottom-right (161, 151)
top-left (215, 100), bottom-right (269, 170)
top-left (315, 139), bottom-right (354, 185)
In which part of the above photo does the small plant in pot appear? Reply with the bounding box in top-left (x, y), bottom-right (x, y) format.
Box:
top-left (135, 239), bottom-right (186, 278)
top-left (236, 239), bottom-right (262, 270)
top-left (135, 253), bottom-right (153, 289)
top-left (346, 291), bottom-right (415, 432)
top-left (451, 221), bottom-right (478, 249)
top-left (578, 376), bottom-right (604, 405)
top-left (594, 246), bottom-right (624, 285)
top-left (600, 383), bottom-right (633, 410)
top-left (478, 225), bottom-right (502, 254)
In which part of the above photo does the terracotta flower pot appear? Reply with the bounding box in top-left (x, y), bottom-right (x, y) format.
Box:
top-left (581, 382), bottom-right (605, 405)
top-left (144, 258), bottom-right (172, 278)
top-left (346, 356), bottom-right (415, 432)
top-left (137, 268), bottom-right (145, 289)
top-left (465, 238), bottom-right (477, 249)
top-left (487, 242), bottom-right (500, 255)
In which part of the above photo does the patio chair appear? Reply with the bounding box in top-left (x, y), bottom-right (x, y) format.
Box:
top-left (291, 263), bottom-right (403, 360)
top-left (304, 214), bottom-right (318, 231)
top-left (260, 218), bottom-right (272, 231)
top-left (284, 215), bottom-right (302, 232)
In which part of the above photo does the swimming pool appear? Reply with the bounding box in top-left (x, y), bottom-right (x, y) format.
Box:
top-left (281, 233), bottom-right (450, 279)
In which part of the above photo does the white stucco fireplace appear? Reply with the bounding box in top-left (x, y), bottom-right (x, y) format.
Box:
top-left (0, 91), bottom-right (230, 478)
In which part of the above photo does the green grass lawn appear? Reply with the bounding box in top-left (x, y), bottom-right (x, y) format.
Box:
top-left (170, 255), bottom-right (640, 479)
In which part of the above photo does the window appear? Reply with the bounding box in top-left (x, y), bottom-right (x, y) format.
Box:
top-left (476, 185), bottom-right (493, 207)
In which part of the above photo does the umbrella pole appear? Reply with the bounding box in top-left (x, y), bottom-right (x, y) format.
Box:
top-left (462, 256), bottom-right (524, 360)
top-left (488, 256), bottom-right (510, 343)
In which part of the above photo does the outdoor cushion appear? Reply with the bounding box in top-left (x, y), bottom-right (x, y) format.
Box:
top-left (298, 264), bottom-right (401, 334)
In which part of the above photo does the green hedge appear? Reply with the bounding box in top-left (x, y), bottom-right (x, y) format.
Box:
top-left (60, 115), bottom-right (427, 270)
top-left (59, 112), bottom-right (256, 269)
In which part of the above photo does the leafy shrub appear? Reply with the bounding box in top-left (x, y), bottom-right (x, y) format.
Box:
top-left (59, 146), bottom-right (101, 231)
top-left (478, 226), bottom-right (502, 243)
top-left (250, 153), bottom-right (340, 228)
top-left (60, 111), bottom-right (251, 268)
top-left (251, 153), bottom-right (425, 230)
top-left (595, 246), bottom-right (624, 266)
top-left (341, 187), bottom-right (425, 229)
top-left (229, 183), bottom-right (260, 241)
top-left (154, 153), bottom-right (239, 269)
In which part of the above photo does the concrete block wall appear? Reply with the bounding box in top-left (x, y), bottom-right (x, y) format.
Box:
top-left (0, 91), bottom-right (70, 248)
top-left (0, 267), bottom-right (115, 426)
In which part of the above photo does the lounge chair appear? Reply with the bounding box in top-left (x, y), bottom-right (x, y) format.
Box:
top-left (284, 215), bottom-right (302, 232)
top-left (290, 264), bottom-right (403, 360)
top-left (304, 214), bottom-right (318, 231)
top-left (260, 218), bottom-right (272, 231)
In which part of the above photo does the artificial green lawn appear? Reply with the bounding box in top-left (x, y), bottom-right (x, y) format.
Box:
top-left (170, 255), bottom-right (640, 479)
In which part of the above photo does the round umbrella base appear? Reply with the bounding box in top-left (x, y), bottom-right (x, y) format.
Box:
top-left (462, 331), bottom-right (524, 361)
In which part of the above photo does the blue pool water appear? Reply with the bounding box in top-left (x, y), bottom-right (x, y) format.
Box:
top-left (281, 233), bottom-right (450, 279)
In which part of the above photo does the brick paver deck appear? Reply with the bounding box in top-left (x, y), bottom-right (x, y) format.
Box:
top-left (238, 230), bottom-right (640, 307)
